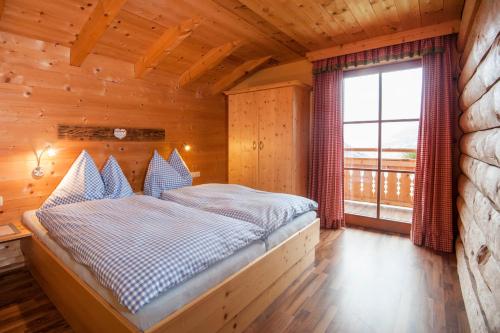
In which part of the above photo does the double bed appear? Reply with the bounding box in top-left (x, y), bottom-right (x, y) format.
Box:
top-left (22, 185), bottom-right (319, 333)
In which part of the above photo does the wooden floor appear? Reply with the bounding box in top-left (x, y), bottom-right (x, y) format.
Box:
top-left (0, 269), bottom-right (71, 332)
top-left (246, 228), bottom-right (469, 333)
top-left (0, 228), bottom-right (469, 333)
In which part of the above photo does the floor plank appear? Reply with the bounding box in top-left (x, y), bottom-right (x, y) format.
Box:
top-left (0, 268), bottom-right (72, 333)
top-left (245, 228), bottom-right (470, 333)
top-left (0, 228), bottom-right (469, 333)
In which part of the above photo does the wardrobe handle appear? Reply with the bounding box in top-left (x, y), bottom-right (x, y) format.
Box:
top-left (259, 141), bottom-right (264, 150)
top-left (252, 141), bottom-right (257, 150)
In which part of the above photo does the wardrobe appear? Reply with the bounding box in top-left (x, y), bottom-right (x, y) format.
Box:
top-left (225, 81), bottom-right (311, 196)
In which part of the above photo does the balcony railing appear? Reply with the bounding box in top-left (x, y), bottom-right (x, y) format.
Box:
top-left (344, 148), bottom-right (416, 209)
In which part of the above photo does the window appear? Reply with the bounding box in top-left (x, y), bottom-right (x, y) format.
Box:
top-left (343, 61), bottom-right (422, 224)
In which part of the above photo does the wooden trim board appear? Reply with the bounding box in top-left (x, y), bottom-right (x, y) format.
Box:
top-left (225, 80), bottom-right (311, 95)
top-left (22, 219), bottom-right (320, 333)
top-left (307, 20), bottom-right (460, 61)
top-left (57, 125), bottom-right (165, 142)
top-left (345, 214), bottom-right (411, 235)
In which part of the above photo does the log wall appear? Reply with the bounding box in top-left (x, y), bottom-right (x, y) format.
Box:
top-left (0, 31), bottom-right (228, 226)
top-left (455, 0), bottom-right (500, 331)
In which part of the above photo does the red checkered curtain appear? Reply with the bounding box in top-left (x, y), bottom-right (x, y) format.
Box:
top-left (411, 36), bottom-right (456, 252)
top-left (309, 69), bottom-right (345, 229)
top-left (311, 34), bottom-right (456, 234)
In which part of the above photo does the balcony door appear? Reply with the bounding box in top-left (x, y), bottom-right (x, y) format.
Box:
top-left (343, 61), bottom-right (422, 233)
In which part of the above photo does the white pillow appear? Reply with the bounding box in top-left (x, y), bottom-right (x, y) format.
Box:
top-left (40, 150), bottom-right (105, 210)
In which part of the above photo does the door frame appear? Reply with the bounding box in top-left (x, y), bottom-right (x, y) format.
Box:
top-left (343, 60), bottom-right (422, 235)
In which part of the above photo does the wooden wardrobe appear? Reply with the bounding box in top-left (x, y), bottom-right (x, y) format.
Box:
top-left (225, 80), bottom-right (311, 196)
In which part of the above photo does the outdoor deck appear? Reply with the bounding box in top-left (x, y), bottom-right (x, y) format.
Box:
top-left (345, 200), bottom-right (413, 223)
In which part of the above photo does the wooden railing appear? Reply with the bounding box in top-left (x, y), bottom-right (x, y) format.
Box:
top-left (344, 148), bottom-right (416, 208)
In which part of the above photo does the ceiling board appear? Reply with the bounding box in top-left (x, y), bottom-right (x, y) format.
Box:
top-left (0, 0), bottom-right (463, 88)
top-left (94, 9), bottom-right (165, 62)
top-left (321, 0), bottom-right (366, 36)
top-left (70, 0), bottom-right (127, 66)
top-left (212, 0), bottom-right (308, 56)
top-left (0, 0), bottom-right (95, 46)
top-left (222, 0), bottom-right (463, 50)
top-left (393, 0), bottom-right (422, 30)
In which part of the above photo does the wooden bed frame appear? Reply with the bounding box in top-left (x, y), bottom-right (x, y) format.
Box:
top-left (21, 218), bottom-right (320, 333)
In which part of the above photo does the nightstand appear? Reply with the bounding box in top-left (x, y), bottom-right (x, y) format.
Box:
top-left (0, 222), bottom-right (32, 274)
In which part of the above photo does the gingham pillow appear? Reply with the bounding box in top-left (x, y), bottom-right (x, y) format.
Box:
top-left (40, 150), bottom-right (105, 210)
top-left (143, 150), bottom-right (187, 198)
top-left (101, 156), bottom-right (133, 199)
top-left (167, 149), bottom-right (192, 186)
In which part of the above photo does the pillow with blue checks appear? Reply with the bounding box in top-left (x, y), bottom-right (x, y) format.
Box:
top-left (168, 149), bottom-right (192, 186)
top-left (40, 150), bottom-right (105, 210)
top-left (101, 156), bottom-right (133, 199)
top-left (144, 150), bottom-right (189, 198)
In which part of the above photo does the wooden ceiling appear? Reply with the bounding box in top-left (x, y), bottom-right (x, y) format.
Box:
top-left (0, 0), bottom-right (464, 93)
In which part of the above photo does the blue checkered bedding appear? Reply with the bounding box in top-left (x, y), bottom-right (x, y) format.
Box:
top-left (161, 184), bottom-right (318, 236)
top-left (36, 195), bottom-right (265, 313)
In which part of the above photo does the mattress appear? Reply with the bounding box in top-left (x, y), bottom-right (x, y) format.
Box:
top-left (265, 211), bottom-right (318, 250)
top-left (23, 210), bottom-right (266, 332)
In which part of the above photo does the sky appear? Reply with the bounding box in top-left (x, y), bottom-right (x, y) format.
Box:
top-left (344, 67), bottom-right (422, 158)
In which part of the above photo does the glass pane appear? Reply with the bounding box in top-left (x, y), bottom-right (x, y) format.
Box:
top-left (382, 67), bottom-right (422, 120)
top-left (344, 123), bottom-right (378, 169)
top-left (344, 73), bottom-right (379, 122)
top-left (344, 169), bottom-right (378, 218)
top-left (381, 121), bottom-right (418, 171)
top-left (380, 171), bottom-right (414, 223)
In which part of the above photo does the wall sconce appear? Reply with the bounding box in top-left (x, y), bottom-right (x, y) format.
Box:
top-left (183, 144), bottom-right (192, 152)
top-left (33, 145), bottom-right (56, 177)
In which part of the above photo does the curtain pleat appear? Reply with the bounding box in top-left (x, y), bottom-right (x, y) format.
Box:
top-left (309, 70), bottom-right (345, 229)
top-left (411, 35), bottom-right (456, 252)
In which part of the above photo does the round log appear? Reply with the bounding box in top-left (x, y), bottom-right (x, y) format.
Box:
top-left (459, 155), bottom-right (500, 210)
top-left (459, 82), bottom-right (500, 133)
top-left (459, 38), bottom-right (500, 111)
top-left (460, 128), bottom-right (500, 167)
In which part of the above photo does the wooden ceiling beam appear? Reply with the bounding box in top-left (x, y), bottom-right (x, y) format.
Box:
top-left (70, 0), bottom-right (127, 66)
top-left (135, 16), bottom-right (202, 78)
top-left (211, 55), bottom-right (272, 94)
top-left (306, 20), bottom-right (461, 62)
top-left (178, 40), bottom-right (244, 87)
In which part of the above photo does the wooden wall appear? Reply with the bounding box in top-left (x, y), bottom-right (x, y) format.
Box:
top-left (0, 31), bottom-right (228, 225)
top-left (455, 0), bottom-right (500, 332)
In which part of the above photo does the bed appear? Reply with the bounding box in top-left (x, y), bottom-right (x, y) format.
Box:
top-left (21, 194), bottom-right (320, 333)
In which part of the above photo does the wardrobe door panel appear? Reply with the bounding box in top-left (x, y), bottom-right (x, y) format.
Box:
top-left (228, 93), bottom-right (259, 187)
top-left (257, 87), bottom-right (293, 193)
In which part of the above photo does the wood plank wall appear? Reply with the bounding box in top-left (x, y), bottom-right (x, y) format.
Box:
top-left (0, 31), bottom-right (228, 226)
top-left (455, 0), bottom-right (500, 332)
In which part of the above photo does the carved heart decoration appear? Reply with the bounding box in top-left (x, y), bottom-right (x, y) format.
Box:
top-left (114, 128), bottom-right (127, 140)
